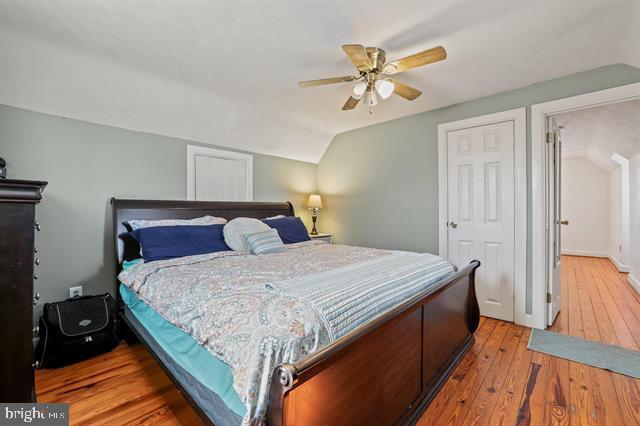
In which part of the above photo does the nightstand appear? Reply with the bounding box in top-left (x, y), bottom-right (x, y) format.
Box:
top-left (309, 233), bottom-right (332, 244)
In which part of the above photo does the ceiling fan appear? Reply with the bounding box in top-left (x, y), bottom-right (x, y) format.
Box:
top-left (299, 44), bottom-right (446, 113)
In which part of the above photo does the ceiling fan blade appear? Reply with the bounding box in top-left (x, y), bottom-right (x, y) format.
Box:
top-left (342, 44), bottom-right (373, 71)
top-left (390, 79), bottom-right (422, 101)
top-left (383, 46), bottom-right (447, 74)
top-left (299, 76), bottom-right (357, 87)
top-left (342, 96), bottom-right (361, 110)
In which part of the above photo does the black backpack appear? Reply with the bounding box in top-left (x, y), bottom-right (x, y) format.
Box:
top-left (34, 294), bottom-right (118, 368)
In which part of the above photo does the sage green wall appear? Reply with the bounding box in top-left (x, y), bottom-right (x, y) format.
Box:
top-left (0, 105), bottom-right (317, 321)
top-left (318, 64), bottom-right (640, 312)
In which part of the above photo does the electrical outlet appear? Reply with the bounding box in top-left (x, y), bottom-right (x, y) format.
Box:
top-left (69, 286), bottom-right (83, 298)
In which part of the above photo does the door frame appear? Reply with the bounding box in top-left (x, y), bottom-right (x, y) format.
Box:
top-left (186, 144), bottom-right (253, 201)
top-left (531, 82), bottom-right (640, 330)
top-left (438, 107), bottom-right (527, 325)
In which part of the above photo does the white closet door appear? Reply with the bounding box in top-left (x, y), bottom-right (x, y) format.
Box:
top-left (187, 145), bottom-right (253, 201)
top-left (195, 156), bottom-right (226, 201)
top-left (223, 159), bottom-right (248, 201)
top-left (446, 121), bottom-right (515, 321)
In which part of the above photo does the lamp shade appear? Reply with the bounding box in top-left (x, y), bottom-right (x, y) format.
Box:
top-left (306, 194), bottom-right (323, 209)
top-left (353, 81), bottom-right (367, 99)
top-left (363, 89), bottom-right (378, 107)
top-left (375, 79), bottom-right (394, 99)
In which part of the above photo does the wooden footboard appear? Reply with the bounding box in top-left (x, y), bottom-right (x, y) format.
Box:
top-left (267, 260), bottom-right (481, 426)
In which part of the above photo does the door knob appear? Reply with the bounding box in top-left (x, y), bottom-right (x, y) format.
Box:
top-left (558, 220), bottom-right (569, 225)
top-left (449, 221), bottom-right (458, 229)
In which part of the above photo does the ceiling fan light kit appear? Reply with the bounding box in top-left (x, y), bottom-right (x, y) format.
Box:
top-left (299, 44), bottom-right (446, 113)
top-left (364, 89), bottom-right (378, 108)
top-left (353, 81), bottom-right (367, 98)
top-left (375, 79), bottom-right (394, 99)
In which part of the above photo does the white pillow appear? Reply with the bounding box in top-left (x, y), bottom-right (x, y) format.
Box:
top-left (263, 214), bottom-right (285, 220)
top-left (223, 217), bottom-right (270, 251)
top-left (127, 215), bottom-right (227, 230)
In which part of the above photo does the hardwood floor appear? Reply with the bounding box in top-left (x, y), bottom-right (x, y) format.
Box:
top-left (419, 256), bottom-right (640, 426)
top-left (36, 342), bottom-right (183, 425)
top-left (36, 255), bottom-right (640, 425)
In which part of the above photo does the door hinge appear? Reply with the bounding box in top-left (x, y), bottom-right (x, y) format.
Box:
top-left (547, 292), bottom-right (552, 303)
top-left (546, 132), bottom-right (554, 144)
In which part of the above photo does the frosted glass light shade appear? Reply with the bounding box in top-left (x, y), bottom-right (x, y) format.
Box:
top-left (306, 194), bottom-right (323, 209)
top-left (364, 89), bottom-right (378, 107)
top-left (375, 79), bottom-right (394, 99)
top-left (353, 81), bottom-right (367, 99)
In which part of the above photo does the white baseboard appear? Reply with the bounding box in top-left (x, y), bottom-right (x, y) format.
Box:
top-left (628, 275), bottom-right (640, 295)
top-left (561, 250), bottom-right (608, 258)
top-left (608, 255), bottom-right (631, 273)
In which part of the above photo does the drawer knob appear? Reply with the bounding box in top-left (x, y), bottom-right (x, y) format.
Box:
top-left (35, 221), bottom-right (41, 231)
top-left (34, 258), bottom-right (40, 266)
top-left (33, 293), bottom-right (40, 305)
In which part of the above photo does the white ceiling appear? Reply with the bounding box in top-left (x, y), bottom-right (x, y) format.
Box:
top-left (556, 99), bottom-right (640, 170)
top-left (1, 1), bottom-right (638, 163)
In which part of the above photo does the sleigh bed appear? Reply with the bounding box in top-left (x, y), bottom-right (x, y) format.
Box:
top-left (111, 198), bottom-right (480, 425)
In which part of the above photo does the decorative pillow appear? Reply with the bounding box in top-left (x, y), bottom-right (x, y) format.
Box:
top-left (126, 215), bottom-right (227, 231)
top-left (262, 216), bottom-right (311, 244)
top-left (245, 229), bottom-right (287, 255)
top-left (223, 217), bottom-right (271, 251)
top-left (128, 224), bottom-right (230, 262)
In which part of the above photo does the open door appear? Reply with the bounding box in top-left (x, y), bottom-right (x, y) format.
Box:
top-left (547, 117), bottom-right (563, 326)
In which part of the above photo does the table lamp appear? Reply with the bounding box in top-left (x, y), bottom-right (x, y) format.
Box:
top-left (306, 194), bottom-right (323, 235)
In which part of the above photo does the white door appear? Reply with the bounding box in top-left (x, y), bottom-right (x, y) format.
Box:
top-left (447, 121), bottom-right (515, 321)
top-left (187, 145), bottom-right (253, 201)
top-left (547, 117), bottom-right (562, 326)
top-left (195, 156), bottom-right (248, 201)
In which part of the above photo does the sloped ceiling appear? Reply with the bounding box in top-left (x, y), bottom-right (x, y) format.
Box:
top-left (1, 2), bottom-right (639, 163)
top-left (556, 99), bottom-right (640, 170)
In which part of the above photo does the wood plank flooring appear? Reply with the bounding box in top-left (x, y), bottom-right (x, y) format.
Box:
top-left (36, 255), bottom-right (640, 425)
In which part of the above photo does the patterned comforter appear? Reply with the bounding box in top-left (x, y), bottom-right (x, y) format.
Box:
top-left (118, 241), bottom-right (454, 425)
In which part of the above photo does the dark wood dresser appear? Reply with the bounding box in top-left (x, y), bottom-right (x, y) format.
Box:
top-left (0, 179), bottom-right (47, 402)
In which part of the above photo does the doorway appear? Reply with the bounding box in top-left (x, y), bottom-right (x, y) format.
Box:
top-left (531, 82), bottom-right (640, 329)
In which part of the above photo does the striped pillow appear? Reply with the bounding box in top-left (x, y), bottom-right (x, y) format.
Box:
top-left (245, 229), bottom-right (287, 255)
top-left (223, 217), bottom-right (271, 251)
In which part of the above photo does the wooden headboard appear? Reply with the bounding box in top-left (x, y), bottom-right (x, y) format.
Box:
top-left (111, 198), bottom-right (294, 269)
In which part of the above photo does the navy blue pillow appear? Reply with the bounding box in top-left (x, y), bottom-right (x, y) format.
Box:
top-left (262, 216), bottom-right (311, 244)
top-left (128, 224), bottom-right (230, 262)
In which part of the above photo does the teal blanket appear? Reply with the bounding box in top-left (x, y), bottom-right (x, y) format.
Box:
top-left (120, 263), bottom-right (246, 417)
